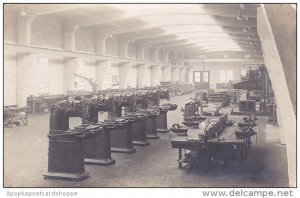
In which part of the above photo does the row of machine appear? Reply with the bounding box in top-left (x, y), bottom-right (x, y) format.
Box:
top-left (170, 90), bottom-right (258, 168)
top-left (26, 87), bottom-right (174, 115)
top-left (43, 90), bottom-right (177, 181)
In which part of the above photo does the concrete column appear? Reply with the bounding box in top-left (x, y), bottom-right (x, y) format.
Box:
top-left (63, 57), bottom-right (83, 93)
top-left (136, 43), bottom-right (146, 60)
top-left (151, 48), bottom-right (159, 62)
top-left (63, 22), bottom-right (77, 51)
top-left (119, 62), bottom-right (131, 89)
top-left (162, 65), bottom-right (172, 82)
top-left (16, 15), bottom-right (35, 45)
top-left (16, 53), bottom-right (32, 106)
top-left (162, 50), bottom-right (169, 64)
top-left (137, 64), bottom-right (151, 88)
top-left (258, 6), bottom-right (296, 187)
top-left (151, 65), bottom-right (162, 87)
top-left (179, 68), bottom-right (187, 82)
top-left (96, 60), bottom-right (112, 90)
top-left (171, 66), bottom-right (180, 82)
top-left (96, 33), bottom-right (108, 55)
top-left (186, 67), bottom-right (194, 84)
top-left (119, 39), bottom-right (128, 58)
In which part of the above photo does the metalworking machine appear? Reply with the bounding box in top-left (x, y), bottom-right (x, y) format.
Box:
top-left (171, 114), bottom-right (247, 168)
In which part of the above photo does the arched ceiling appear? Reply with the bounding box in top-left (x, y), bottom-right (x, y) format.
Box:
top-left (5, 3), bottom-right (262, 60)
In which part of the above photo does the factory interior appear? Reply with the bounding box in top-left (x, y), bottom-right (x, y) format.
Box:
top-left (3, 4), bottom-right (296, 188)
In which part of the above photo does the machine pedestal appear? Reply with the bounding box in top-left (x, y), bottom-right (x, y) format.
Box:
top-left (83, 126), bottom-right (116, 166)
top-left (104, 119), bottom-right (136, 154)
top-left (44, 133), bottom-right (89, 181)
top-left (157, 110), bottom-right (169, 133)
top-left (146, 115), bottom-right (159, 139)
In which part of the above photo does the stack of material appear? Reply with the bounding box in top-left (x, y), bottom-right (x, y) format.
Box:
top-left (207, 91), bottom-right (231, 107)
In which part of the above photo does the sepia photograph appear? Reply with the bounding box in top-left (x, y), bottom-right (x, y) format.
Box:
top-left (2, 2), bottom-right (297, 190)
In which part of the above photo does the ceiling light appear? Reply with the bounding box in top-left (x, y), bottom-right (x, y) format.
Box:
top-left (242, 28), bottom-right (248, 33)
top-left (20, 5), bottom-right (27, 16)
top-left (109, 34), bottom-right (113, 38)
top-left (245, 54), bottom-right (250, 58)
top-left (224, 55), bottom-right (229, 59)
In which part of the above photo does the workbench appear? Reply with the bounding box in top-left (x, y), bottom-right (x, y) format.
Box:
top-left (171, 124), bottom-right (247, 168)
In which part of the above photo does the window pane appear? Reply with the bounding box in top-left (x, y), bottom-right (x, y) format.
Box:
top-left (220, 71), bottom-right (226, 82)
top-left (227, 71), bottom-right (233, 82)
top-left (203, 72), bottom-right (209, 82)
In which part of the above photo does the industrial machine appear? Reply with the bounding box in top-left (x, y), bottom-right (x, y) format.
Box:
top-left (44, 98), bottom-right (91, 180)
top-left (232, 65), bottom-right (275, 116)
top-left (74, 73), bottom-right (97, 93)
top-left (171, 114), bottom-right (248, 168)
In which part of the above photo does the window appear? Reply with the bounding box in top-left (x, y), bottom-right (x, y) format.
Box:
top-left (241, 70), bottom-right (247, 77)
top-left (76, 61), bottom-right (89, 90)
top-left (227, 71), bottom-right (233, 82)
top-left (220, 71), bottom-right (226, 82)
top-left (194, 72), bottom-right (201, 82)
top-left (220, 70), bottom-right (233, 82)
top-left (39, 58), bottom-right (49, 95)
top-left (203, 71), bottom-right (209, 82)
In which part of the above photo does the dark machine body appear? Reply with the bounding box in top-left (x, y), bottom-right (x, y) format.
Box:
top-left (171, 114), bottom-right (249, 168)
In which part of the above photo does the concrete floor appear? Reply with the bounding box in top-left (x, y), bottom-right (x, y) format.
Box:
top-left (4, 93), bottom-right (289, 187)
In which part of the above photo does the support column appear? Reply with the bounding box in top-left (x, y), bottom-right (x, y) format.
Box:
top-left (16, 15), bottom-right (35, 45)
top-left (137, 64), bottom-right (151, 88)
top-left (136, 43), bottom-right (146, 60)
top-left (171, 66), bottom-right (180, 82)
top-left (179, 68), bottom-right (187, 82)
top-left (119, 39), bottom-right (128, 58)
top-left (162, 50), bottom-right (169, 64)
top-left (151, 65), bottom-right (162, 87)
top-left (96, 33), bottom-right (108, 55)
top-left (162, 65), bottom-right (172, 82)
top-left (258, 6), bottom-right (296, 187)
top-left (119, 62), bottom-right (131, 89)
top-left (151, 48), bottom-right (159, 62)
top-left (96, 60), bottom-right (112, 90)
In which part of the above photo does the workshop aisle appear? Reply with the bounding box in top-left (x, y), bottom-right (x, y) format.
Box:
top-left (4, 93), bottom-right (289, 187)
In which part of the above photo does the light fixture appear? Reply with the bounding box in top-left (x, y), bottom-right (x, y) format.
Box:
top-left (245, 54), bottom-right (250, 58)
top-left (237, 11), bottom-right (245, 21)
top-left (108, 34), bottom-right (113, 38)
top-left (20, 5), bottom-right (27, 16)
top-left (242, 27), bottom-right (248, 33)
top-left (224, 55), bottom-right (229, 59)
top-left (249, 41), bottom-right (253, 45)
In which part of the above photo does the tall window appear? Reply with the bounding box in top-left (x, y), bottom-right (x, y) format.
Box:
top-left (194, 72), bottom-right (201, 82)
top-left (39, 57), bottom-right (49, 95)
top-left (220, 70), bottom-right (233, 82)
top-left (241, 70), bottom-right (247, 77)
top-left (77, 61), bottom-right (89, 90)
top-left (203, 71), bottom-right (209, 82)
top-left (220, 71), bottom-right (226, 82)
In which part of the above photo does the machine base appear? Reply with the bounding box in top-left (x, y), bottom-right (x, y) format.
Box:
top-left (111, 147), bottom-right (136, 153)
top-left (146, 134), bottom-right (160, 139)
top-left (157, 128), bottom-right (169, 133)
top-left (133, 140), bottom-right (150, 146)
top-left (84, 158), bottom-right (116, 166)
top-left (43, 171), bottom-right (89, 181)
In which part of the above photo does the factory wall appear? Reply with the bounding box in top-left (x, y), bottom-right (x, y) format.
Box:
top-left (3, 11), bottom-right (191, 106)
top-left (31, 15), bottom-right (64, 49)
top-left (190, 62), bottom-right (258, 89)
top-left (75, 28), bottom-right (96, 53)
top-left (4, 51), bottom-right (17, 106)
top-left (4, 9), bottom-right (17, 43)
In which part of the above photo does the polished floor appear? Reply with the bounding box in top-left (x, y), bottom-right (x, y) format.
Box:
top-left (4, 93), bottom-right (289, 187)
